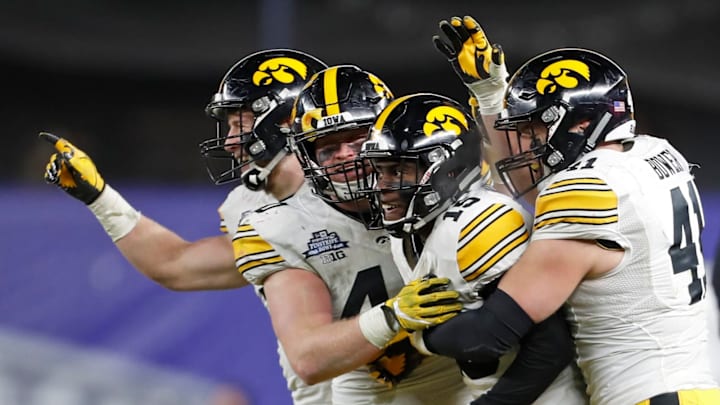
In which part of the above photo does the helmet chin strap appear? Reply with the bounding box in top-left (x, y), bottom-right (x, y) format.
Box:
top-left (328, 175), bottom-right (373, 202)
top-left (242, 148), bottom-right (289, 191)
top-left (329, 179), bottom-right (356, 201)
top-left (382, 193), bottom-right (450, 237)
top-left (310, 159), bottom-right (370, 202)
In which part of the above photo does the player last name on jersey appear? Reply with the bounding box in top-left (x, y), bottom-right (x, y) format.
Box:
top-left (645, 148), bottom-right (686, 180)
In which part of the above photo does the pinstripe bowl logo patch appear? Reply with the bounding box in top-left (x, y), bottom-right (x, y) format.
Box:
top-left (303, 230), bottom-right (349, 259)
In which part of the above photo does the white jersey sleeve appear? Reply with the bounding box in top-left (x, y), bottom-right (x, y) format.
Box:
top-left (218, 185), bottom-right (332, 404)
top-left (218, 185), bottom-right (277, 238)
top-left (533, 135), bottom-right (717, 404)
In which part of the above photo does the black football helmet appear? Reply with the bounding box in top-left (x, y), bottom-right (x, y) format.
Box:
top-left (495, 48), bottom-right (635, 198)
top-left (359, 93), bottom-right (483, 237)
top-left (200, 49), bottom-right (327, 188)
top-left (291, 65), bottom-right (394, 205)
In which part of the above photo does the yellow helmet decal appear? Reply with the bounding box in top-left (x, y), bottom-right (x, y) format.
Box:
top-left (368, 73), bottom-right (394, 99)
top-left (536, 59), bottom-right (590, 95)
top-left (371, 95), bottom-right (415, 137)
top-left (252, 57), bottom-right (308, 86)
top-left (301, 108), bottom-right (324, 134)
top-left (423, 106), bottom-right (468, 137)
top-left (322, 67), bottom-right (341, 116)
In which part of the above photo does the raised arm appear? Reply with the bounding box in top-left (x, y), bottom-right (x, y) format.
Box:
top-left (432, 15), bottom-right (529, 200)
top-left (41, 132), bottom-right (247, 291)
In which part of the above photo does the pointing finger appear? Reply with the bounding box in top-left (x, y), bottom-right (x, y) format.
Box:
top-left (39, 131), bottom-right (61, 146)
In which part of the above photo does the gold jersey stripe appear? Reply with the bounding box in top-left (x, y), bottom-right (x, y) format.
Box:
top-left (635, 388), bottom-right (720, 405)
top-left (236, 254), bottom-right (285, 274)
top-left (534, 214), bottom-right (619, 230)
top-left (536, 189), bottom-right (618, 218)
top-left (236, 224), bottom-right (255, 233)
top-left (458, 207), bottom-right (528, 277)
top-left (231, 223), bottom-right (286, 274)
top-left (463, 224), bottom-right (528, 282)
top-left (233, 233), bottom-right (276, 256)
top-left (218, 209), bottom-right (227, 233)
top-left (323, 68), bottom-right (340, 116)
top-left (547, 177), bottom-right (607, 189)
top-left (459, 203), bottom-right (504, 241)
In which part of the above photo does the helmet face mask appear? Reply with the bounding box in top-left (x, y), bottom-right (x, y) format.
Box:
top-left (495, 48), bottom-right (635, 199)
top-left (359, 93), bottom-right (483, 237)
top-left (291, 65), bottom-right (394, 211)
top-left (200, 49), bottom-right (327, 187)
top-left (302, 127), bottom-right (373, 202)
top-left (199, 108), bottom-right (255, 185)
top-left (494, 118), bottom-right (550, 199)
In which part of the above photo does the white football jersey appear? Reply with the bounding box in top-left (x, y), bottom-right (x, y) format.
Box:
top-left (218, 185), bottom-right (333, 405)
top-left (235, 184), bottom-right (472, 404)
top-left (218, 185), bottom-right (277, 237)
top-left (532, 135), bottom-right (719, 404)
top-left (391, 184), bottom-right (587, 404)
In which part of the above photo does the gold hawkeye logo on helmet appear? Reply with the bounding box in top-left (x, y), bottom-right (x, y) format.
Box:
top-left (368, 74), bottom-right (394, 99)
top-left (423, 106), bottom-right (468, 137)
top-left (252, 57), bottom-right (308, 86)
top-left (536, 59), bottom-right (590, 95)
top-left (300, 108), bottom-right (324, 140)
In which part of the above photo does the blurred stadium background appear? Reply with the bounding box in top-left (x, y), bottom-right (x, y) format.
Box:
top-left (1, 1), bottom-right (718, 404)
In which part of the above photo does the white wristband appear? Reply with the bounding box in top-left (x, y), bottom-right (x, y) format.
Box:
top-left (467, 78), bottom-right (507, 115)
top-left (87, 185), bottom-right (141, 242)
top-left (358, 305), bottom-right (397, 349)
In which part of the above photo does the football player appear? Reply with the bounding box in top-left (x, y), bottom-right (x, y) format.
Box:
top-left (233, 65), bottom-right (474, 404)
top-left (418, 47), bottom-right (720, 404)
top-left (359, 92), bottom-right (588, 404)
top-left (41, 49), bottom-right (333, 405)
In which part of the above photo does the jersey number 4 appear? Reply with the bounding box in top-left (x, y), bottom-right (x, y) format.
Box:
top-left (341, 266), bottom-right (389, 318)
top-left (669, 180), bottom-right (705, 305)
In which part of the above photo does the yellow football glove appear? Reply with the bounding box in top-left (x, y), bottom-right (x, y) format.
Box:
top-left (433, 15), bottom-right (505, 83)
top-left (384, 276), bottom-right (462, 332)
top-left (40, 132), bottom-right (105, 204)
top-left (433, 15), bottom-right (508, 115)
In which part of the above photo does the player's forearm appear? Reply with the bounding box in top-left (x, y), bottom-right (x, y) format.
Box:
top-left (422, 289), bottom-right (533, 363)
top-left (116, 216), bottom-right (246, 291)
top-left (471, 311), bottom-right (574, 405)
top-left (282, 317), bottom-right (381, 385)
